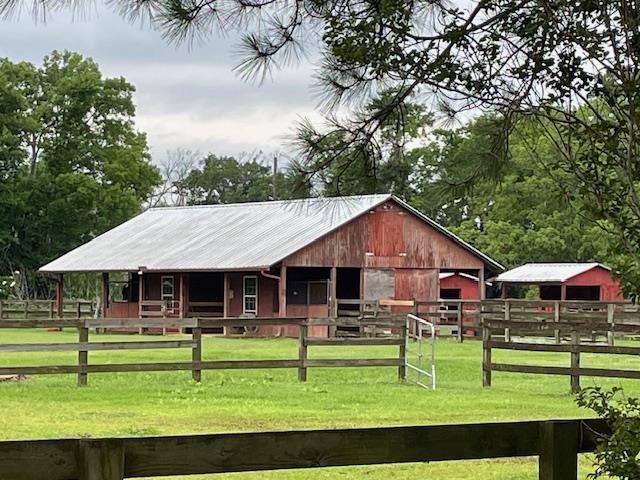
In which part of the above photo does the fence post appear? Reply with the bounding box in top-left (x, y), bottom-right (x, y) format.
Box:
top-left (538, 420), bottom-right (579, 480)
top-left (77, 439), bottom-right (125, 480)
top-left (553, 302), bottom-right (560, 344)
top-left (607, 304), bottom-right (615, 346)
top-left (570, 330), bottom-right (580, 394)
top-left (504, 300), bottom-right (511, 343)
top-left (456, 307), bottom-right (463, 343)
top-left (78, 324), bottom-right (89, 386)
top-left (482, 323), bottom-right (492, 387)
top-left (398, 321), bottom-right (407, 381)
top-left (298, 323), bottom-right (308, 382)
top-left (192, 320), bottom-right (202, 382)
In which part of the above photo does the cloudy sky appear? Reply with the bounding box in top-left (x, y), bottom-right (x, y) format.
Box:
top-left (0, 4), bottom-right (322, 163)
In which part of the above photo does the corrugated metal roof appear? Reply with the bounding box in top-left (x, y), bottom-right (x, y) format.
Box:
top-left (496, 263), bottom-right (609, 283)
top-left (41, 194), bottom-right (391, 272)
top-left (40, 194), bottom-right (504, 273)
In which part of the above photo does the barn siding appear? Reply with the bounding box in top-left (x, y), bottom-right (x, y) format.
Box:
top-left (284, 200), bottom-right (485, 271)
top-left (394, 269), bottom-right (439, 301)
top-left (440, 275), bottom-right (481, 300)
top-left (565, 267), bottom-right (623, 301)
top-left (227, 272), bottom-right (279, 317)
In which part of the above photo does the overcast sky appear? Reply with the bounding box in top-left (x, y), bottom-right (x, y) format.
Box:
top-left (0, 4), bottom-right (322, 164)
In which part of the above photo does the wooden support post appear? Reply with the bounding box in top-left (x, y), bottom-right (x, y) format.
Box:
top-left (101, 273), bottom-right (109, 318)
top-left (192, 322), bottom-right (202, 383)
top-left (553, 301), bottom-right (560, 344)
top-left (456, 307), bottom-right (463, 343)
top-left (607, 303), bottom-right (615, 346)
top-left (78, 326), bottom-right (89, 386)
top-left (482, 324), bottom-right (492, 387)
top-left (77, 439), bottom-right (125, 480)
top-left (478, 268), bottom-right (486, 300)
top-left (330, 266), bottom-right (337, 318)
top-left (223, 273), bottom-right (230, 318)
top-left (137, 272), bottom-right (144, 318)
top-left (56, 273), bottom-right (64, 318)
top-left (538, 421), bottom-right (579, 480)
top-left (570, 330), bottom-right (580, 394)
top-left (179, 273), bottom-right (185, 319)
top-left (504, 300), bottom-right (511, 343)
top-left (298, 323), bottom-right (307, 382)
top-left (279, 266), bottom-right (287, 318)
top-left (398, 321), bottom-right (407, 381)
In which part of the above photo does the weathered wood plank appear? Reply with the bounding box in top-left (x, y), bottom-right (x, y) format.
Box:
top-left (0, 419), bottom-right (609, 480)
top-left (488, 341), bottom-right (640, 356)
top-left (304, 338), bottom-right (402, 346)
top-left (0, 341), bottom-right (197, 352)
top-left (303, 359), bottom-right (401, 367)
top-left (492, 363), bottom-right (640, 379)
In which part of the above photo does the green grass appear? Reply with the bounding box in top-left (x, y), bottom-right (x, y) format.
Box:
top-left (1, 329), bottom-right (638, 479)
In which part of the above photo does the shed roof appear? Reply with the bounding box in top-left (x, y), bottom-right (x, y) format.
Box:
top-left (495, 263), bottom-right (610, 284)
top-left (40, 194), bottom-right (503, 273)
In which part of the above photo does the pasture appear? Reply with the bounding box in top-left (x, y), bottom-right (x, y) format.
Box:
top-left (1, 329), bottom-right (639, 479)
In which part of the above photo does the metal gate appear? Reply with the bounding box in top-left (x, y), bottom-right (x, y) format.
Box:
top-left (405, 314), bottom-right (436, 389)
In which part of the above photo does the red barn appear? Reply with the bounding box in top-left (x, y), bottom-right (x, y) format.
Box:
top-left (40, 194), bottom-right (503, 335)
top-left (496, 263), bottom-right (623, 301)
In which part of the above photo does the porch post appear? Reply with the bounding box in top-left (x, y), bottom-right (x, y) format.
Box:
top-left (478, 267), bottom-right (486, 300)
top-left (279, 265), bottom-right (287, 317)
top-left (501, 282), bottom-right (507, 299)
top-left (179, 273), bottom-right (186, 318)
top-left (55, 273), bottom-right (64, 318)
top-left (223, 273), bottom-right (229, 318)
top-left (138, 271), bottom-right (144, 318)
top-left (101, 273), bottom-right (109, 318)
top-left (330, 267), bottom-right (337, 318)
top-left (561, 284), bottom-right (567, 301)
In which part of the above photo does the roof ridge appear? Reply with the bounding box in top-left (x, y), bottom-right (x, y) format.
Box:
top-left (148, 194), bottom-right (391, 211)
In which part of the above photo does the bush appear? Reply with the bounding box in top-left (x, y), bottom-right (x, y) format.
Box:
top-left (576, 387), bottom-right (640, 479)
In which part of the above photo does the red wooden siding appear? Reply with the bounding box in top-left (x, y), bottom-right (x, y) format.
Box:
top-left (564, 267), bottom-right (623, 301)
top-left (394, 269), bottom-right (439, 302)
top-left (284, 200), bottom-right (485, 271)
top-left (440, 274), bottom-right (481, 300)
top-left (227, 272), bottom-right (279, 317)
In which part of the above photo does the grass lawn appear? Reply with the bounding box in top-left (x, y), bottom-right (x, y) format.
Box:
top-left (1, 329), bottom-right (639, 479)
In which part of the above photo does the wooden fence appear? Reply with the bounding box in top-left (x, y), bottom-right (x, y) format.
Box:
top-left (482, 318), bottom-right (640, 392)
top-left (0, 299), bottom-right (94, 319)
top-left (0, 418), bottom-right (608, 480)
top-left (0, 316), bottom-right (406, 385)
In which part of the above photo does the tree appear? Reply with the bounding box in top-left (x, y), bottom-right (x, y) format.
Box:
top-left (411, 114), bottom-right (609, 270)
top-left (295, 88), bottom-right (432, 198)
top-left (0, 51), bottom-right (160, 297)
top-left (179, 153), bottom-right (310, 205)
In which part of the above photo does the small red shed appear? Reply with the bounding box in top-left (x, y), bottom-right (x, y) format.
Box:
top-left (439, 272), bottom-right (482, 301)
top-left (496, 263), bottom-right (623, 301)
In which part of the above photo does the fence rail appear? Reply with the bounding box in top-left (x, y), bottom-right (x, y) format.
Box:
top-left (482, 319), bottom-right (640, 392)
top-left (0, 317), bottom-right (406, 385)
top-left (0, 419), bottom-right (608, 480)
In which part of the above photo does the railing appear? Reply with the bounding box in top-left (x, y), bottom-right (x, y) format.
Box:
top-left (0, 299), bottom-right (94, 319)
top-left (0, 316), bottom-right (407, 386)
top-left (0, 418), bottom-right (608, 480)
top-left (482, 318), bottom-right (640, 392)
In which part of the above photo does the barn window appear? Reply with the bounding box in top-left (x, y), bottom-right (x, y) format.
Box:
top-left (243, 276), bottom-right (258, 314)
top-left (161, 276), bottom-right (174, 301)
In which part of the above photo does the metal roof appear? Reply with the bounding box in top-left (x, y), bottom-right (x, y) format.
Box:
top-left (495, 263), bottom-right (609, 283)
top-left (40, 194), bottom-right (503, 273)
